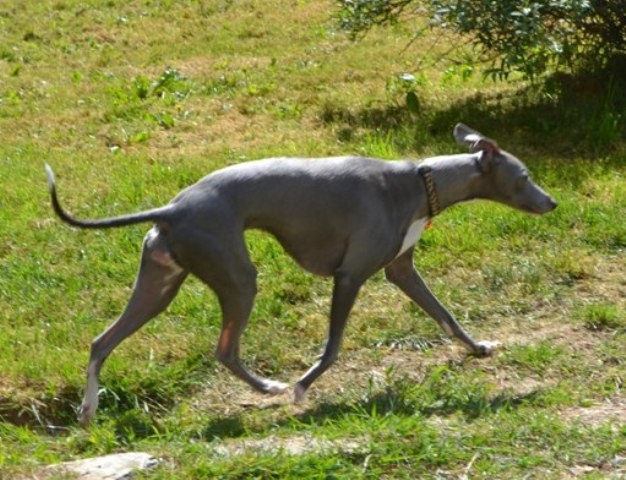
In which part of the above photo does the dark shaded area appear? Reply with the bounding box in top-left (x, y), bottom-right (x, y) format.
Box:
top-left (296, 384), bottom-right (543, 424)
top-left (321, 68), bottom-right (626, 160)
top-left (187, 369), bottom-right (547, 446)
top-left (0, 385), bottom-right (81, 431)
top-left (199, 415), bottom-right (248, 441)
top-left (1, 356), bottom-right (546, 446)
top-left (320, 103), bottom-right (408, 140)
top-left (0, 353), bottom-right (215, 438)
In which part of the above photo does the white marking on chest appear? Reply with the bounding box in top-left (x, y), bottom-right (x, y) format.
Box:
top-left (395, 217), bottom-right (429, 259)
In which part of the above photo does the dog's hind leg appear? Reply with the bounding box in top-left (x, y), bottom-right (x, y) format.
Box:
top-left (79, 228), bottom-right (187, 426)
top-left (213, 283), bottom-right (288, 394)
top-left (184, 230), bottom-right (288, 395)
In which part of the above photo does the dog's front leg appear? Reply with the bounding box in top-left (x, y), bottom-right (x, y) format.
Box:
top-left (384, 249), bottom-right (499, 356)
top-left (293, 271), bottom-right (364, 403)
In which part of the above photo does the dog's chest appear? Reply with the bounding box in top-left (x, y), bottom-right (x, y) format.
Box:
top-left (395, 217), bottom-right (429, 258)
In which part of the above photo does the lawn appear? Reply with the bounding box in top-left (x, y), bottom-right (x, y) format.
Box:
top-left (0, 1), bottom-right (624, 478)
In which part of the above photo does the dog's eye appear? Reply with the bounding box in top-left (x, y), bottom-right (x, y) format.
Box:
top-left (516, 174), bottom-right (529, 190)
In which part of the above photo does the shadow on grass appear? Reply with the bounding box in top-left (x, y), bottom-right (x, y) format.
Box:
top-left (0, 362), bottom-right (545, 444)
top-left (0, 354), bottom-right (215, 438)
top-left (0, 384), bottom-right (81, 431)
top-left (187, 385), bottom-right (546, 445)
top-left (198, 414), bottom-right (248, 440)
top-left (0, 381), bottom-right (179, 437)
top-left (296, 385), bottom-right (544, 426)
top-left (190, 363), bottom-right (549, 443)
top-left (321, 71), bottom-right (625, 164)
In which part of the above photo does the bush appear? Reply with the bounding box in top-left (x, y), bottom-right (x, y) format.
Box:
top-left (338, 0), bottom-right (626, 81)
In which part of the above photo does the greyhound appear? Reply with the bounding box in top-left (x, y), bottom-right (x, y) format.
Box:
top-left (46, 124), bottom-right (556, 425)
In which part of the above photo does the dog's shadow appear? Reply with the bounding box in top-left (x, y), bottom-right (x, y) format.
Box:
top-left (198, 385), bottom-right (544, 442)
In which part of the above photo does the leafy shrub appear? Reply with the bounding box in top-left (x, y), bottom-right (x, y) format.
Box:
top-left (338, 0), bottom-right (626, 80)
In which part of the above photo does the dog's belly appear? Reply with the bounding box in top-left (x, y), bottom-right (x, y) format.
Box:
top-left (395, 217), bottom-right (428, 258)
top-left (279, 239), bottom-right (346, 277)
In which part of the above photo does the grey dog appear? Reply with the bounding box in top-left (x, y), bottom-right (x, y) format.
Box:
top-left (46, 123), bottom-right (557, 425)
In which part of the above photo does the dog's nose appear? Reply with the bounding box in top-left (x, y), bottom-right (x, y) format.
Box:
top-left (547, 197), bottom-right (558, 211)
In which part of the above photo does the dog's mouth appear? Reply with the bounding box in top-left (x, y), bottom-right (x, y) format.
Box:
top-left (522, 198), bottom-right (558, 215)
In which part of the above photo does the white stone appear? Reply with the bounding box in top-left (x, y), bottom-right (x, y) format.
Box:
top-left (45, 452), bottom-right (158, 480)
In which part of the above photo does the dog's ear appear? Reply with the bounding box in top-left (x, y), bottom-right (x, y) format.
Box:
top-left (454, 123), bottom-right (483, 147)
top-left (454, 123), bottom-right (500, 172)
top-left (474, 148), bottom-right (498, 173)
top-left (474, 138), bottom-right (501, 172)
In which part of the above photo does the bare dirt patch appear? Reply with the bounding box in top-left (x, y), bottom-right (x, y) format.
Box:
top-left (213, 432), bottom-right (367, 457)
top-left (559, 398), bottom-right (625, 428)
top-left (573, 254), bottom-right (626, 309)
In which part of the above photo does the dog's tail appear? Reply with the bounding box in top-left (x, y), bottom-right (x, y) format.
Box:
top-left (45, 164), bottom-right (174, 229)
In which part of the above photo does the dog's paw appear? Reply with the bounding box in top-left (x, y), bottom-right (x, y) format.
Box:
top-left (78, 403), bottom-right (96, 427)
top-left (472, 340), bottom-right (502, 357)
top-left (263, 379), bottom-right (288, 395)
top-left (293, 384), bottom-right (307, 404)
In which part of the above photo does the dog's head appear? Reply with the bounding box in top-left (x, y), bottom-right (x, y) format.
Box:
top-left (454, 123), bottom-right (557, 215)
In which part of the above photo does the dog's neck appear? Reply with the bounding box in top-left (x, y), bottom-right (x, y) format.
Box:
top-left (419, 154), bottom-right (483, 214)
top-left (417, 165), bottom-right (440, 217)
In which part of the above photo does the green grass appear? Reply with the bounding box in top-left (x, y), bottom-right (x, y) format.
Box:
top-left (1, 0), bottom-right (625, 478)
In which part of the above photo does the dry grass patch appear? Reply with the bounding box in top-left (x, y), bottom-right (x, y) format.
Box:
top-left (212, 432), bottom-right (367, 458)
top-left (559, 399), bottom-right (625, 429)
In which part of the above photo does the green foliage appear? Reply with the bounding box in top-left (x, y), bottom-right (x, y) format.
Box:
top-left (337, 0), bottom-right (412, 33)
top-left (338, 0), bottom-right (626, 80)
top-left (578, 303), bottom-right (625, 332)
top-left (429, 0), bottom-right (624, 80)
top-left (504, 342), bottom-right (567, 375)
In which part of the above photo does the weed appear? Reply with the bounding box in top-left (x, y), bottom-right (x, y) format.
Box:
top-left (503, 342), bottom-right (567, 376)
top-left (577, 304), bottom-right (625, 332)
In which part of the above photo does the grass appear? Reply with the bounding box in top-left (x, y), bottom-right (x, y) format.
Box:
top-left (1, 0), bottom-right (625, 478)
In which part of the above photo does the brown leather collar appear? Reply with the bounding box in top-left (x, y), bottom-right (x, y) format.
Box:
top-left (418, 165), bottom-right (440, 217)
